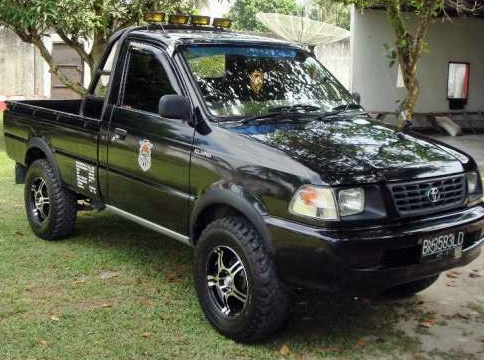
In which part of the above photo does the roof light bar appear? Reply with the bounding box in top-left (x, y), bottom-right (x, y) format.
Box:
top-left (191, 15), bottom-right (211, 26)
top-left (213, 18), bottom-right (231, 29)
top-left (143, 12), bottom-right (231, 29)
top-left (168, 14), bottom-right (190, 25)
top-left (144, 12), bottom-right (166, 23)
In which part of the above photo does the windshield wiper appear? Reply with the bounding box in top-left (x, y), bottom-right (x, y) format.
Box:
top-left (234, 103), bottom-right (363, 124)
top-left (267, 104), bottom-right (321, 113)
top-left (240, 111), bottom-right (313, 124)
top-left (319, 103), bottom-right (365, 118)
top-left (239, 104), bottom-right (322, 124)
top-left (331, 103), bottom-right (363, 112)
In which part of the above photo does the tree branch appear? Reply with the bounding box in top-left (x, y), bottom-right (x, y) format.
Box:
top-left (444, 0), bottom-right (484, 13)
top-left (411, 0), bottom-right (435, 63)
top-left (56, 28), bottom-right (93, 68)
top-left (16, 30), bottom-right (87, 96)
top-left (385, 0), bottom-right (407, 40)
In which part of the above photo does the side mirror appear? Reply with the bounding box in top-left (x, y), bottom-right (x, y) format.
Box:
top-left (352, 92), bottom-right (361, 104)
top-left (159, 95), bottom-right (193, 122)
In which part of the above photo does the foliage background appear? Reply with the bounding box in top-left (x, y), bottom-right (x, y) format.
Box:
top-left (228, 0), bottom-right (301, 32)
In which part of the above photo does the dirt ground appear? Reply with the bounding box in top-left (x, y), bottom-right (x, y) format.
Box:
top-left (286, 250), bottom-right (484, 360)
top-left (396, 252), bottom-right (484, 358)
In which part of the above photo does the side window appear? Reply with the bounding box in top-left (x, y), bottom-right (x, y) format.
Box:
top-left (82, 40), bottom-right (119, 119)
top-left (92, 40), bottom-right (119, 98)
top-left (121, 48), bottom-right (175, 113)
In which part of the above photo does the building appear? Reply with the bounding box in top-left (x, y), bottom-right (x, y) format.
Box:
top-left (350, 6), bottom-right (484, 130)
top-left (0, 28), bottom-right (90, 100)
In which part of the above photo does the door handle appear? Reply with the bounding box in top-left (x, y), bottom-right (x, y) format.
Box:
top-left (111, 128), bottom-right (127, 142)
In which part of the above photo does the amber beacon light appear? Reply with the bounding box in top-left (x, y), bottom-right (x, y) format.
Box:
top-left (144, 12), bottom-right (166, 23)
top-left (191, 15), bottom-right (211, 26)
top-left (213, 18), bottom-right (231, 28)
top-left (168, 14), bottom-right (190, 25)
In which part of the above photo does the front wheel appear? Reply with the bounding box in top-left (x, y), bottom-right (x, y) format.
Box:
top-left (194, 216), bottom-right (293, 342)
top-left (24, 159), bottom-right (77, 240)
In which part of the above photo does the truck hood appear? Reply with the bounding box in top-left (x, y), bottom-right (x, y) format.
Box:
top-left (226, 114), bottom-right (467, 184)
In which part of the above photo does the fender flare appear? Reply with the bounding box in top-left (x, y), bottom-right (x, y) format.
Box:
top-left (189, 182), bottom-right (274, 254)
top-left (25, 138), bottom-right (62, 182)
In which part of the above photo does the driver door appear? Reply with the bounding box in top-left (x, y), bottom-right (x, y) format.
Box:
top-left (106, 42), bottom-right (194, 235)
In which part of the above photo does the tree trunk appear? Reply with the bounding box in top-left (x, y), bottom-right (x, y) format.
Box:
top-left (385, 0), bottom-right (437, 130)
top-left (89, 38), bottom-right (106, 79)
top-left (402, 66), bottom-right (419, 122)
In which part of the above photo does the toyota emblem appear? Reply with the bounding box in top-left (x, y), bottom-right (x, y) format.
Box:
top-left (427, 187), bottom-right (440, 203)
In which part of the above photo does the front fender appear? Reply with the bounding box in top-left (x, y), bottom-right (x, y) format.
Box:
top-left (189, 181), bottom-right (274, 254)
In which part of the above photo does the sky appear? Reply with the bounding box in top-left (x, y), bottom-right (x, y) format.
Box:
top-left (203, 0), bottom-right (232, 18)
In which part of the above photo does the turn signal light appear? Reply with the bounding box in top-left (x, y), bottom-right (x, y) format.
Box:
top-left (191, 15), bottom-right (211, 26)
top-left (213, 18), bottom-right (231, 28)
top-left (144, 12), bottom-right (166, 23)
top-left (168, 14), bottom-right (190, 25)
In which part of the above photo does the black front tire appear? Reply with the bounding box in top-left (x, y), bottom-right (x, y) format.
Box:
top-left (24, 159), bottom-right (77, 240)
top-left (383, 275), bottom-right (440, 298)
top-left (194, 216), bottom-right (293, 342)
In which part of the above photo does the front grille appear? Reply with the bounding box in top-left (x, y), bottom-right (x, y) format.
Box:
top-left (389, 175), bottom-right (466, 217)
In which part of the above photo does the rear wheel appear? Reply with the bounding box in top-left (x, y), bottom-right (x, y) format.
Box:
top-left (383, 275), bottom-right (440, 298)
top-left (194, 216), bottom-right (293, 342)
top-left (24, 159), bottom-right (77, 240)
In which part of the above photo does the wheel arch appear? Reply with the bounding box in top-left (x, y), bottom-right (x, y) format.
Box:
top-left (25, 138), bottom-right (61, 182)
top-left (189, 182), bottom-right (274, 254)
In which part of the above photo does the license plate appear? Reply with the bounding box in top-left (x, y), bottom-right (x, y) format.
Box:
top-left (420, 231), bottom-right (465, 262)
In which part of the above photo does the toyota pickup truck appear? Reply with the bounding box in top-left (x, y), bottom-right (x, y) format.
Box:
top-left (3, 16), bottom-right (484, 342)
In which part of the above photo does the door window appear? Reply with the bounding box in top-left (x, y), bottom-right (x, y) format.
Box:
top-left (122, 48), bottom-right (175, 113)
top-left (93, 41), bottom-right (119, 98)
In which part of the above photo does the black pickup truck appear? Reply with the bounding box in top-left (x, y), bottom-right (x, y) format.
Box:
top-left (3, 19), bottom-right (484, 342)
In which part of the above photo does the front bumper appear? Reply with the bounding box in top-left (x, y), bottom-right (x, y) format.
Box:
top-left (266, 204), bottom-right (484, 296)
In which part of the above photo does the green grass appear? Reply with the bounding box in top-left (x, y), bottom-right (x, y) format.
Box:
top-left (0, 112), bottom-right (450, 359)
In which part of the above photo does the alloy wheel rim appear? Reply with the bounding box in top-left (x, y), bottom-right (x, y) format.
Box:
top-left (206, 245), bottom-right (249, 317)
top-left (30, 177), bottom-right (50, 223)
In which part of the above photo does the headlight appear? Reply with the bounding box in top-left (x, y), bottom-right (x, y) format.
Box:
top-left (338, 188), bottom-right (365, 216)
top-left (467, 172), bottom-right (479, 194)
top-left (289, 185), bottom-right (338, 220)
top-left (289, 186), bottom-right (366, 220)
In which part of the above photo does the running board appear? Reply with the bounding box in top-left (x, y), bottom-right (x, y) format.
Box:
top-left (106, 205), bottom-right (192, 246)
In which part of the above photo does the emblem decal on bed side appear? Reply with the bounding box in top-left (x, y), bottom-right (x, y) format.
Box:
top-left (138, 139), bottom-right (153, 172)
top-left (76, 161), bottom-right (97, 194)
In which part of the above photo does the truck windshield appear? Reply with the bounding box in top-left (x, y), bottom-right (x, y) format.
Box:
top-left (181, 45), bottom-right (356, 119)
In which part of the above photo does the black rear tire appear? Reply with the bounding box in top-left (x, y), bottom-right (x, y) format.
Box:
top-left (24, 159), bottom-right (77, 240)
top-left (194, 216), bottom-right (293, 342)
top-left (383, 275), bottom-right (440, 298)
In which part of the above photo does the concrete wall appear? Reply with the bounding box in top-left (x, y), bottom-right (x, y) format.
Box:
top-left (316, 38), bottom-right (351, 89)
top-left (0, 28), bottom-right (91, 99)
top-left (0, 28), bottom-right (46, 97)
top-left (350, 8), bottom-right (484, 113)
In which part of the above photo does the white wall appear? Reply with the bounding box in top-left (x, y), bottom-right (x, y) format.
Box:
top-left (0, 28), bottom-right (46, 97)
top-left (316, 38), bottom-right (351, 89)
top-left (0, 28), bottom-right (91, 99)
top-left (351, 8), bottom-right (484, 113)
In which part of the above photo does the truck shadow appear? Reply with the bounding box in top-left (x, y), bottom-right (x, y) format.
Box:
top-left (72, 211), bottom-right (421, 350)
